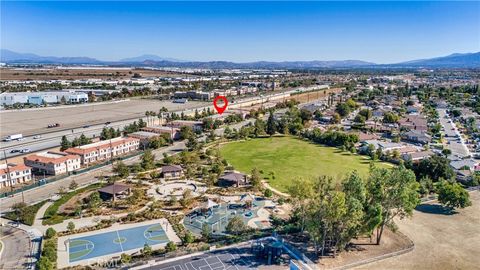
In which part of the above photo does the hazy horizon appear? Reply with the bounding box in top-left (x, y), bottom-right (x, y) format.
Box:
top-left (2, 1), bottom-right (479, 63)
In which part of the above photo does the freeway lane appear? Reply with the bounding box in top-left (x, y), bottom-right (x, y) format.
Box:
top-left (0, 118), bottom-right (152, 159)
top-left (0, 92), bottom-right (333, 211)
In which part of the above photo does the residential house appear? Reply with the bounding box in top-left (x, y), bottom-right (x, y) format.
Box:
top-left (402, 130), bottom-right (431, 145)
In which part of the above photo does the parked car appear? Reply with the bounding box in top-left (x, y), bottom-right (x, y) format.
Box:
top-left (33, 135), bottom-right (41, 139)
top-left (105, 121), bottom-right (111, 125)
top-left (83, 125), bottom-right (90, 128)
top-left (10, 149), bottom-right (20, 153)
top-left (20, 149), bottom-right (31, 153)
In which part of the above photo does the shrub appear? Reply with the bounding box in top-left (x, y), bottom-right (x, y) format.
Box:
top-left (166, 241), bottom-right (177, 252)
top-left (36, 256), bottom-right (53, 270)
top-left (45, 228), bottom-right (56, 239)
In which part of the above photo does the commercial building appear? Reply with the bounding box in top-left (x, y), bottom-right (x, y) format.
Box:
top-left (24, 151), bottom-right (81, 176)
top-left (65, 137), bottom-right (140, 166)
top-left (0, 163), bottom-right (32, 188)
top-left (173, 91), bottom-right (213, 101)
top-left (0, 91), bottom-right (88, 106)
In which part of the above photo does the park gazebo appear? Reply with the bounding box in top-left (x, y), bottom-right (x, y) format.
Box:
top-left (98, 183), bottom-right (131, 201)
top-left (218, 171), bottom-right (248, 187)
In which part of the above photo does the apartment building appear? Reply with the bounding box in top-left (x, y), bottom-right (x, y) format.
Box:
top-left (24, 151), bottom-right (81, 175)
top-left (65, 137), bottom-right (140, 165)
top-left (0, 163), bottom-right (32, 188)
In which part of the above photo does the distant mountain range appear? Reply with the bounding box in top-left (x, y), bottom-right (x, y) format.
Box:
top-left (1, 49), bottom-right (478, 69)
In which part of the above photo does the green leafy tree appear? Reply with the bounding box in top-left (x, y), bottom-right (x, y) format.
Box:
top-left (437, 181), bottom-right (472, 210)
top-left (141, 150), bottom-right (156, 170)
top-left (87, 191), bottom-right (102, 210)
top-left (60, 135), bottom-right (71, 151)
top-left (36, 256), bottom-right (53, 270)
top-left (226, 216), bottom-right (247, 235)
top-left (113, 161), bottom-right (129, 178)
top-left (45, 228), bottom-right (56, 239)
top-left (266, 110), bottom-right (277, 136)
top-left (67, 221), bottom-right (75, 232)
top-left (201, 223), bottom-right (211, 241)
top-left (120, 253), bottom-right (132, 264)
top-left (366, 165), bottom-right (420, 244)
top-left (141, 243), bottom-right (153, 257)
top-left (166, 241), bottom-right (177, 252)
top-left (183, 231), bottom-right (195, 244)
top-left (250, 168), bottom-right (262, 190)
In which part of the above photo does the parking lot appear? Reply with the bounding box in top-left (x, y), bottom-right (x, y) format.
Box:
top-left (0, 226), bottom-right (34, 270)
top-left (142, 245), bottom-right (290, 270)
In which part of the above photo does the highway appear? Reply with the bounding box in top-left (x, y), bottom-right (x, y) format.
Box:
top-left (0, 118), bottom-right (155, 159)
top-left (0, 91), bottom-right (332, 211)
top-left (0, 118), bottom-right (254, 212)
top-left (0, 87), bottom-right (326, 159)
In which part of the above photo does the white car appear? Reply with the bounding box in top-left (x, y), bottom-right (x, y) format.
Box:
top-left (33, 135), bottom-right (41, 139)
top-left (20, 149), bottom-right (31, 153)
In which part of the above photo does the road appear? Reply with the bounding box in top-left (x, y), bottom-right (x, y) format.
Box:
top-left (0, 94), bottom-right (330, 212)
top-left (0, 118), bottom-right (256, 212)
top-left (0, 118), bottom-right (155, 159)
top-left (437, 108), bottom-right (470, 158)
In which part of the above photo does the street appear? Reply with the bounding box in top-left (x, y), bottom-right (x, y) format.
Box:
top-left (437, 108), bottom-right (470, 158)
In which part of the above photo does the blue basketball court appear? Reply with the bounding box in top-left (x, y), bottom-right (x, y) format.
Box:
top-left (68, 223), bottom-right (169, 262)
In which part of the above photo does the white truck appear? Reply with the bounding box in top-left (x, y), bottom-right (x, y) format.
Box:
top-left (3, 134), bottom-right (23, 142)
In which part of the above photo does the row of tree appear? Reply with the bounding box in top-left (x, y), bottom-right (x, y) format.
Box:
top-left (60, 134), bottom-right (92, 151)
top-left (287, 165), bottom-right (420, 256)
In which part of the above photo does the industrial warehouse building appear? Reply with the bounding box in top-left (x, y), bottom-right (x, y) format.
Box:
top-left (0, 91), bottom-right (88, 106)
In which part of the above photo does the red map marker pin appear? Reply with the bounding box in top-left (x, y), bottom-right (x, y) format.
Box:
top-left (213, 96), bottom-right (228, 115)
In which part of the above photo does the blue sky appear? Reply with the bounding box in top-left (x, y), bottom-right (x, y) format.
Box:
top-left (1, 1), bottom-right (479, 63)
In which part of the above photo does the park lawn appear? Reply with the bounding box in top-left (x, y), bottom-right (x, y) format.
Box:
top-left (220, 136), bottom-right (392, 192)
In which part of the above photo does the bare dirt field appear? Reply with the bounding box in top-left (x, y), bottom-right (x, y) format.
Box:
top-left (355, 191), bottom-right (480, 270)
top-left (0, 67), bottom-right (185, 80)
top-left (0, 99), bottom-right (206, 136)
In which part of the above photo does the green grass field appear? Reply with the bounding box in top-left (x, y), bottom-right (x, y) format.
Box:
top-left (220, 136), bottom-right (391, 192)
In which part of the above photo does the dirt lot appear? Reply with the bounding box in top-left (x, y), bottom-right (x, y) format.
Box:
top-left (0, 67), bottom-right (185, 80)
top-left (0, 99), bottom-right (206, 136)
top-left (355, 191), bottom-right (480, 270)
top-left (288, 87), bottom-right (342, 103)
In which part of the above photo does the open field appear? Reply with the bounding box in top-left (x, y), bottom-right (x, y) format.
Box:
top-left (219, 136), bottom-right (391, 192)
top-left (355, 191), bottom-right (480, 270)
top-left (0, 99), bottom-right (206, 136)
top-left (0, 67), bottom-right (185, 80)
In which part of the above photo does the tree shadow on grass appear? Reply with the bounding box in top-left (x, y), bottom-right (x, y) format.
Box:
top-left (415, 204), bottom-right (457, 215)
